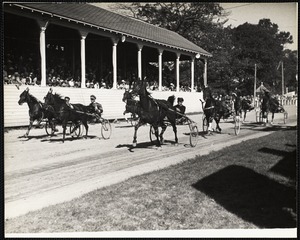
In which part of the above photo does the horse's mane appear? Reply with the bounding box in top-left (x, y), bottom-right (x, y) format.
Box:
top-left (53, 93), bottom-right (65, 103)
top-left (25, 92), bottom-right (40, 103)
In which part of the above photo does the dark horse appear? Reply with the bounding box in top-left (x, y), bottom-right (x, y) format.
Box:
top-left (241, 98), bottom-right (254, 122)
top-left (201, 86), bottom-right (230, 134)
top-left (18, 87), bottom-right (56, 137)
top-left (122, 89), bottom-right (140, 118)
top-left (44, 89), bottom-right (94, 142)
top-left (261, 90), bottom-right (281, 124)
top-left (130, 79), bottom-right (177, 147)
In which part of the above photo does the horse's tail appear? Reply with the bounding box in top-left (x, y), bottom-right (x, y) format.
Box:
top-left (167, 95), bottom-right (175, 106)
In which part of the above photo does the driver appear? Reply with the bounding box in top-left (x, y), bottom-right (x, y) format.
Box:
top-left (89, 95), bottom-right (103, 119)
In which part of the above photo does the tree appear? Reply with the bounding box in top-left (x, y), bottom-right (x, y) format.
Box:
top-left (231, 19), bottom-right (294, 95)
top-left (112, 2), bottom-right (230, 88)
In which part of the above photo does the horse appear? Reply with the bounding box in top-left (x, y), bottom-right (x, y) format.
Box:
top-left (261, 90), bottom-right (281, 124)
top-left (122, 89), bottom-right (140, 118)
top-left (44, 89), bottom-right (94, 142)
top-left (18, 87), bottom-right (56, 137)
top-left (201, 87), bottom-right (230, 134)
top-left (241, 98), bottom-right (254, 122)
top-left (130, 79), bottom-right (177, 147)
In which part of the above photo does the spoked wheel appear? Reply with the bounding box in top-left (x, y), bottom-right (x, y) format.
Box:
top-left (283, 111), bottom-right (288, 124)
top-left (202, 116), bottom-right (208, 132)
top-left (70, 123), bottom-right (82, 138)
top-left (149, 125), bottom-right (156, 143)
top-left (189, 124), bottom-right (199, 147)
top-left (234, 115), bottom-right (241, 135)
top-left (101, 119), bottom-right (112, 139)
top-left (45, 121), bottom-right (57, 135)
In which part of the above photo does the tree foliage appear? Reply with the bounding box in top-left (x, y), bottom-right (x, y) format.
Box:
top-left (112, 3), bottom-right (297, 95)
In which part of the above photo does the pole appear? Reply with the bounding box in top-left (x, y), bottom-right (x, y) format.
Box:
top-left (281, 61), bottom-right (284, 95)
top-left (254, 63), bottom-right (257, 107)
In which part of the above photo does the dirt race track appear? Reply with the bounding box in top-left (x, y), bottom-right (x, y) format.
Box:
top-left (4, 105), bottom-right (297, 219)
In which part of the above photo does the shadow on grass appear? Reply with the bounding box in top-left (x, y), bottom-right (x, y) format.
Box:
top-left (269, 150), bottom-right (297, 181)
top-left (192, 165), bottom-right (296, 228)
top-left (242, 123), bottom-right (297, 132)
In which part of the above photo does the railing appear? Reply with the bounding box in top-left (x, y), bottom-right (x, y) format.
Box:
top-left (4, 85), bottom-right (203, 127)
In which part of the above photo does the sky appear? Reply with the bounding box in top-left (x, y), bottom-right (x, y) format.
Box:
top-left (91, 2), bottom-right (298, 51)
top-left (221, 2), bottom-right (298, 50)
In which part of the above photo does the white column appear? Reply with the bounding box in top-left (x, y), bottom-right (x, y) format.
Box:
top-left (137, 44), bottom-right (143, 80)
top-left (37, 20), bottom-right (48, 87)
top-left (203, 58), bottom-right (208, 87)
top-left (191, 58), bottom-right (195, 92)
top-left (80, 31), bottom-right (88, 88)
top-left (158, 49), bottom-right (163, 91)
top-left (176, 53), bottom-right (180, 92)
top-left (112, 38), bottom-right (119, 89)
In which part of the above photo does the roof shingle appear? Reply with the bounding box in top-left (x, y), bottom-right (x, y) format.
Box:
top-left (15, 3), bottom-right (211, 57)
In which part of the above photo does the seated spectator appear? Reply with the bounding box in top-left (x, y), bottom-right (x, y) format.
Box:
top-left (68, 78), bottom-right (75, 87)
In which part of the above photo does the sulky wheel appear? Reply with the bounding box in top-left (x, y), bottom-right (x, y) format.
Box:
top-left (234, 115), bottom-right (241, 135)
top-left (101, 119), bottom-right (112, 139)
top-left (202, 115), bottom-right (208, 132)
top-left (189, 125), bottom-right (199, 147)
top-left (283, 111), bottom-right (288, 124)
top-left (70, 123), bottom-right (82, 138)
top-left (45, 121), bottom-right (57, 136)
top-left (149, 125), bottom-right (156, 143)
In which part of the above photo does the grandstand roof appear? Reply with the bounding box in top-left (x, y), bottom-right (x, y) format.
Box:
top-left (11, 3), bottom-right (211, 57)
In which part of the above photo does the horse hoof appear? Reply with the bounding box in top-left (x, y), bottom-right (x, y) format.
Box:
top-left (133, 142), bottom-right (137, 147)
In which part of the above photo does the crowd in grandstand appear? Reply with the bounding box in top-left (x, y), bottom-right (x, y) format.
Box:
top-left (3, 50), bottom-right (195, 92)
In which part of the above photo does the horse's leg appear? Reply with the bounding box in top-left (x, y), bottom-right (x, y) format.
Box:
top-left (170, 121), bottom-right (178, 144)
top-left (215, 117), bottom-right (222, 133)
top-left (133, 121), bottom-right (142, 147)
top-left (82, 120), bottom-right (89, 138)
top-left (271, 112), bottom-right (275, 124)
top-left (153, 125), bottom-right (161, 147)
top-left (207, 116), bottom-right (213, 135)
top-left (25, 118), bottom-right (34, 137)
top-left (243, 111), bottom-right (247, 122)
top-left (159, 124), bottom-right (166, 144)
top-left (62, 121), bottom-right (67, 143)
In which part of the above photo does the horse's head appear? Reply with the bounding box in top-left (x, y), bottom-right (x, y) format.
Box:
top-left (203, 86), bottom-right (213, 101)
top-left (44, 88), bottom-right (55, 106)
top-left (131, 78), bottom-right (149, 97)
top-left (18, 87), bottom-right (30, 105)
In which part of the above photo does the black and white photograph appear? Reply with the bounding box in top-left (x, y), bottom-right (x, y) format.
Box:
top-left (3, 2), bottom-right (297, 238)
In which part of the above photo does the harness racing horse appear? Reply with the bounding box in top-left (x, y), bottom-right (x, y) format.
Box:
top-left (261, 90), bottom-right (281, 124)
top-left (201, 87), bottom-right (229, 134)
top-left (130, 79), bottom-right (177, 147)
top-left (122, 89), bottom-right (140, 118)
top-left (44, 89), bottom-right (94, 142)
top-left (241, 98), bottom-right (254, 122)
top-left (18, 87), bottom-right (56, 137)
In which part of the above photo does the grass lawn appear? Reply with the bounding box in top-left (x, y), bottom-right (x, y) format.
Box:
top-left (5, 126), bottom-right (297, 233)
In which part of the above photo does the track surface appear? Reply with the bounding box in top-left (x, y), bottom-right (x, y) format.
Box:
top-left (4, 106), bottom-right (297, 219)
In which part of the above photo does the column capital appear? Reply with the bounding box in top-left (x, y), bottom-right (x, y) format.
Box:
top-left (111, 37), bottom-right (119, 45)
top-left (137, 44), bottom-right (143, 51)
top-left (79, 30), bottom-right (89, 39)
top-left (176, 52), bottom-right (181, 59)
top-left (157, 48), bottom-right (164, 55)
top-left (37, 19), bottom-right (49, 30)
